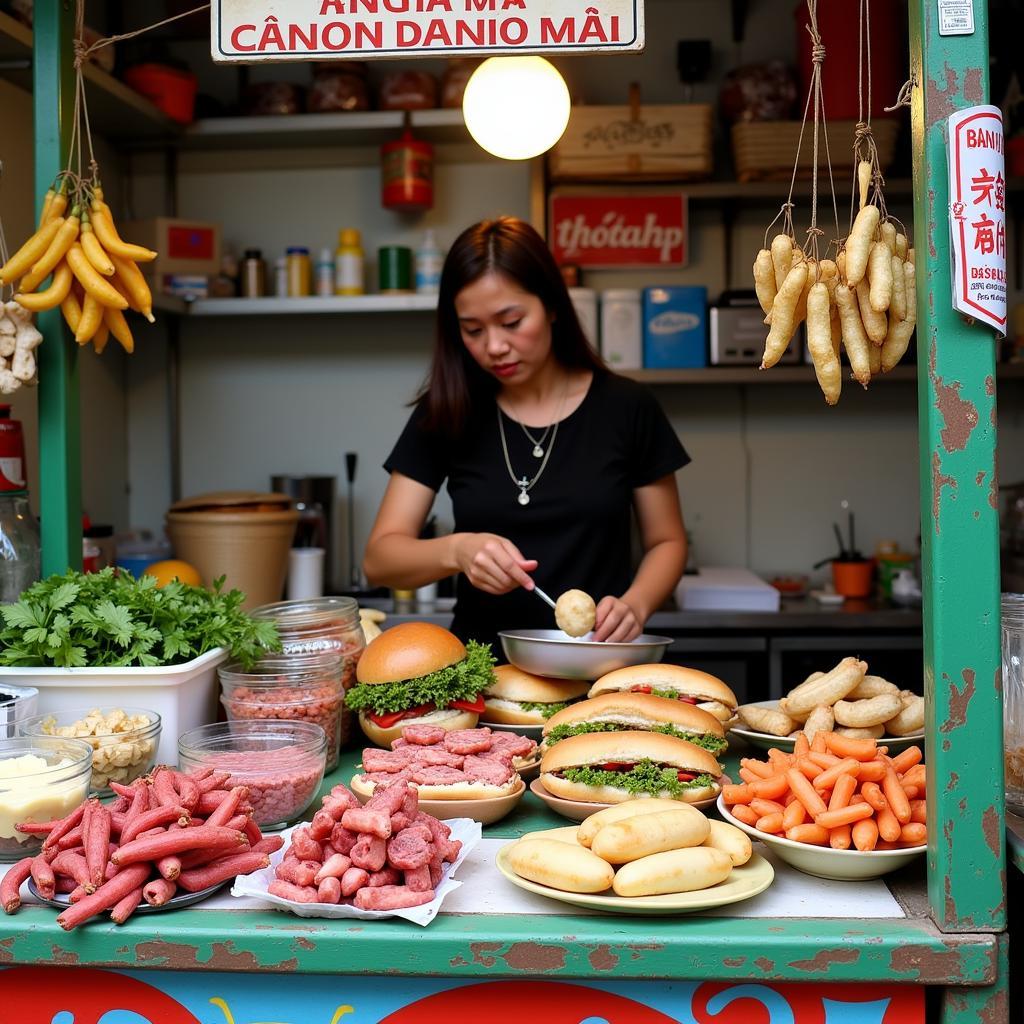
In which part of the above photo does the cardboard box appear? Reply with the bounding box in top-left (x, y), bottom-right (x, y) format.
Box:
top-left (120, 218), bottom-right (221, 283)
top-left (643, 286), bottom-right (707, 368)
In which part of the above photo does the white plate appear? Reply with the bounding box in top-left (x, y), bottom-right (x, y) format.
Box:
top-left (732, 700), bottom-right (924, 753)
top-left (716, 797), bottom-right (925, 881)
top-left (496, 826), bottom-right (774, 915)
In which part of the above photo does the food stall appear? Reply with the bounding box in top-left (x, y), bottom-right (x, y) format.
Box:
top-left (0, 0), bottom-right (1013, 1021)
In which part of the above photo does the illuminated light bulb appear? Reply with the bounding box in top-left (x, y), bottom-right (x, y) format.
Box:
top-left (462, 56), bottom-right (571, 161)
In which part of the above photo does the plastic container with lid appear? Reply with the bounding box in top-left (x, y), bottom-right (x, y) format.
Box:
top-left (315, 248), bottom-right (335, 297)
top-left (178, 721), bottom-right (327, 830)
top-left (568, 287), bottom-right (598, 348)
top-left (286, 247), bottom-right (311, 297)
top-left (415, 230), bottom-right (443, 295)
top-left (0, 736), bottom-right (93, 862)
top-left (219, 649), bottom-right (352, 770)
top-left (600, 289), bottom-right (642, 369)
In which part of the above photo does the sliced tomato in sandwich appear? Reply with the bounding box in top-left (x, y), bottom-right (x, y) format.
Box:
top-left (449, 694), bottom-right (486, 714)
top-left (631, 685), bottom-right (652, 694)
top-left (601, 761), bottom-right (634, 772)
top-left (677, 771), bottom-right (697, 782)
top-left (366, 703), bottom-right (435, 728)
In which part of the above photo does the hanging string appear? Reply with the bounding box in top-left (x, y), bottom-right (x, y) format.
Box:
top-left (74, 3), bottom-right (211, 63)
top-left (849, 0), bottom-right (887, 233)
top-left (0, 161), bottom-right (10, 301)
top-left (884, 77), bottom-right (916, 112)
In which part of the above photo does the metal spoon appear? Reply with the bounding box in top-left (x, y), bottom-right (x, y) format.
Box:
top-left (530, 584), bottom-right (557, 611)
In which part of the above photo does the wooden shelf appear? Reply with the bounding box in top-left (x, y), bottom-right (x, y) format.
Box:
top-left (176, 294), bottom-right (437, 316)
top-left (623, 363), bottom-right (1024, 385)
top-left (0, 11), bottom-right (177, 142)
top-left (179, 108), bottom-right (471, 151)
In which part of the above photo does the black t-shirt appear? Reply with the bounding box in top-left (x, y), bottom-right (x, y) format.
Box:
top-left (384, 371), bottom-right (690, 651)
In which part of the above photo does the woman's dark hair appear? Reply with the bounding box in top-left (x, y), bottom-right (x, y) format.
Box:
top-left (418, 216), bottom-right (606, 436)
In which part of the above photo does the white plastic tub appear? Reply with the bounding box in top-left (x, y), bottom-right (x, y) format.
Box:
top-left (0, 648), bottom-right (227, 765)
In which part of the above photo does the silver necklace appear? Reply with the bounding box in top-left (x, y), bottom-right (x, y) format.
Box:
top-left (497, 377), bottom-right (570, 506)
top-left (520, 421), bottom-right (553, 458)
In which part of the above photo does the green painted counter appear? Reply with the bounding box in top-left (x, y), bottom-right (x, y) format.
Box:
top-left (0, 739), bottom-right (999, 988)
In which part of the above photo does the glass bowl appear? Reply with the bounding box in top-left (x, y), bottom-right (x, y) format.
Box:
top-left (178, 720), bottom-right (327, 830)
top-left (0, 736), bottom-right (93, 862)
top-left (0, 683), bottom-right (39, 740)
top-left (19, 706), bottom-right (161, 796)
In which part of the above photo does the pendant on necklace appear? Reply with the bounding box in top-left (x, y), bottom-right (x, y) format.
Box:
top-left (532, 444), bottom-right (544, 458)
top-left (518, 490), bottom-right (530, 506)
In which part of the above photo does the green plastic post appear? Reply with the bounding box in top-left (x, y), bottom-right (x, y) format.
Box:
top-left (908, 2), bottom-right (1006, 931)
top-left (33, 0), bottom-right (81, 575)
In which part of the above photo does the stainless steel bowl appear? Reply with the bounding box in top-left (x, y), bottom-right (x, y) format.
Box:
top-left (499, 629), bottom-right (673, 681)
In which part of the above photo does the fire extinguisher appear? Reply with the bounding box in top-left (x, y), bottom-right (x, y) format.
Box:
top-left (380, 125), bottom-right (434, 212)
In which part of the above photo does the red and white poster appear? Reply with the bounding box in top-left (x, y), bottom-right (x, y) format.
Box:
top-left (548, 193), bottom-right (687, 268)
top-left (947, 104), bottom-right (1006, 335)
top-left (211, 1), bottom-right (644, 62)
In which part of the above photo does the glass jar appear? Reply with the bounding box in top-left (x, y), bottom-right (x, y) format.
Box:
top-left (1003, 593), bottom-right (1024, 814)
top-left (219, 652), bottom-right (347, 771)
top-left (308, 62), bottom-right (370, 113)
top-left (0, 492), bottom-right (41, 604)
top-left (285, 247), bottom-right (311, 297)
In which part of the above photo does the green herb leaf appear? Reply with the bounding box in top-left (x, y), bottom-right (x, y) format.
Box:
top-left (517, 700), bottom-right (570, 719)
top-left (345, 641), bottom-right (496, 715)
top-left (544, 720), bottom-right (727, 755)
top-left (560, 759), bottom-right (716, 798)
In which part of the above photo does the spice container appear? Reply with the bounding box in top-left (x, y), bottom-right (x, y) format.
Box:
top-left (315, 248), bottom-right (334, 297)
top-left (0, 736), bottom-right (93, 862)
top-left (1003, 593), bottom-right (1024, 815)
top-left (240, 249), bottom-right (266, 297)
top-left (379, 246), bottom-right (413, 293)
top-left (178, 721), bottom-right (327, 830)
top-left (286, 247), bottom-right (312, 297)
top-left (219, 651), bottom-right (349, 771)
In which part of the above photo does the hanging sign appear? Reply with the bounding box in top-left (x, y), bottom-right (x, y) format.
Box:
top-left (210, 1), bottom-right (644, 62)
top-left (548, 192), bottom-right (687, 268)
top-left (947, 104), bottom-right (1006, 335)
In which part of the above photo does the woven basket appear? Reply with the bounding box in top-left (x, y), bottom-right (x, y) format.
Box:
top-left (550, 85), bottom-right (713, 182)
top-left (731, 120), bottom-right (900, 183)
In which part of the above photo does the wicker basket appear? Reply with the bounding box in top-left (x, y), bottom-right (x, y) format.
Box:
top-left (731, 120), bottom-right (900, 183)
top-left (550, 85), bottom-right (713, 182)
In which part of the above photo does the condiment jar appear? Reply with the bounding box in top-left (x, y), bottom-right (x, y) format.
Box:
top-left (286, 247), bottom-right (311, 297)
top-left (240, 249), bottom-right (266, 298)
top-left (335, 228), bottom-right (365, 296)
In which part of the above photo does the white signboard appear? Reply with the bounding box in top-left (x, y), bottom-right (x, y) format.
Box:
top-left (211, 0), bottom-right (644, 62)
top-left (937, 0), bottom-right (974, 36)
top-left (947, 104), bottom-right (1006, 336)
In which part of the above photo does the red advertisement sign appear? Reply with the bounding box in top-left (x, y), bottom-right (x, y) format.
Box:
top-left (549, 193), bottom-right (687, 268)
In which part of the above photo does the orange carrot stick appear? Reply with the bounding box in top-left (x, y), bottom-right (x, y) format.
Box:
top-left (814, 802), bottom-right (875, 829)
top-left (794, 759), bottom-right (821, 782)
top-left (785, 824), bottom-right (830, 845)
top-left (828, 772), bottom-right (858, 811)
top-left (740, 759), bottom-right (774, 779)
top-left (909, 799), bottom-right (927, 824)
top-left (891, 746), bottom-right (923, 774)
top-left (755, 813), bottom-right (784, 834)
top-left (730, 804), bottom-right (759, 826)
top-left (807, 752), bottom-right (842, 770)
top-left (883, 767), bottom-right (912, 824)
top-left (852, 818), bottom-right (879, 851)
top-left (722, 784), bottom-right (753, 805)
top-left (786, 767), bottom-right (828, 818)
top-left (810, 732), bottom-right (829, 754)
top-left (750, 774), bottom-right (790, 800)
top-left (860, 782), bottom-right (888, 813)
top-left (782, 799), bottom-right (807, 830)
top-left (857, 761), bottom-right (888, 783)
top-left (877, 805), bottom-right (902, 842)
top-left (824, 734), bottom-right (879, 761)
top-left (738, 768), bottom-right (760, 784)
top-left (750, 798), bottom-right (786, 818)
top-left (829, 824), bottom-right (853, 850)
top-left (812, 757), bottom-right (862, 791)
top-left (901, 764), bottom-right (926, 790)
top-left (899, 822), bottom-right (927, 845)
top-left (793, 732), bottom-right (810, 758)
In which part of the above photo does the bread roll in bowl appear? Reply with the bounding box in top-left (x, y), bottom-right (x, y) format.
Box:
top-left (541, 774), bottom-right (719, 805)
top-left (357, 707), bottom-right (479, 749)
top-left (589, 664), bottom-right (738, 725)
top-left (481, 665), bottom-right (589, 725)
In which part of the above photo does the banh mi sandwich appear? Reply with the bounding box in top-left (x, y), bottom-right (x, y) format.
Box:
top-left (589, 664), bottom-right (738, 728)
top-left (345, 622), bottom-right (496, 747)
top-left (542, 691), bottom-right (727, 757)
top-left (481, 664), bottom-right (590, 726)
top-left (539, 731), bottom-right (722, 805)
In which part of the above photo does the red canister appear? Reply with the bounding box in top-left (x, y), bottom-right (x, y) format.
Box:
top-left (0, 406), bottom-right (27, 492)
top-left (381, 130), bottom-right (434, 212)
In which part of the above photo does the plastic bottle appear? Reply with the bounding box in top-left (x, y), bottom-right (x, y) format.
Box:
top-left (0, 492), bottom-right (40, 604)
top-left (415, 229), bottom-right (443, 295)
top-left (335, 229), bottom-right (365, 296)
top-left (273, 257), bottom-right (288, 297)
top-left (315, 248), bottom-right (334, 297)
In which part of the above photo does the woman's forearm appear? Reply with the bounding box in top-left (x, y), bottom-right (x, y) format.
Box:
top-left (622, 537), bottom-right (688, 624)
top-left (363, 533), bottom-right (462, 590)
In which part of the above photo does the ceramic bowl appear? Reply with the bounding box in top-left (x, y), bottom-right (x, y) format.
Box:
top-left (352, 774), bottom-right (526, 825)
top-left (716, 796), bottom-right (925, 881)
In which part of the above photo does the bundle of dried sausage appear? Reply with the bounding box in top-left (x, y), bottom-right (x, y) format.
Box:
top-left (268, 780), bottom-right (462, 911)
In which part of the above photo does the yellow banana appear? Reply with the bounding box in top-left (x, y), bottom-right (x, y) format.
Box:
top-left (92, 322), bottom-right (110, 354)
top-left (76, 293), bottom-right (103, 344)
top-left (66, 244), bottom-right (128, 309)
top-left (22, 212), bottom-right (80, 291)
top-left (80, 220), bottom-right (115, 276)
top-left (44, 186), bottom-right (69, 227)
top-left (103, 306), bottom-right (134, 354)
top-left (37, 188), bottom-right (55, 229)
top-left (13, 260), bottom-right (73, 312)
top-left (110, 252), bottom-right (154, 321)
top-left (90, 201), bottom-right (157, 263)
top-left (61, 290), bottom-right (83, 334)
top-left (0, 217), bottom-right (63, 285)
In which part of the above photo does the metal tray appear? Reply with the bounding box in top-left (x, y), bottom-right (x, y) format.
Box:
top-left (27, 877), bottom-right (228, 913)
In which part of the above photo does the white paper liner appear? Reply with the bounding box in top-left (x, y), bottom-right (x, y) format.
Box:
top-left (230, 817), bottom-right (482, 926)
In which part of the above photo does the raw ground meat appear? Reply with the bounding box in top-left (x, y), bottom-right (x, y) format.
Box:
top-left (410, 765), bottom-right (465, 787)
top-left (402, 724), bottom-right (447, 746)
top-left (443, 727), bottom-right (493, 754)
top-left (488, 732), bottom-right (537, 758)
top-left (462, 755), bottom-right (514, 786)
top-left (362, 749), bottom-right (411, 773)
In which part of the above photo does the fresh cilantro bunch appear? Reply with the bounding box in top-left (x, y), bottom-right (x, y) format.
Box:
top-left (345, 640), bottom-right (496, 715)
top-left (561, 758), bottom-right (716, 797)
top-left (545, 720), bottom-right (727, 755)
top-left (0, 569), bottom-right (281, 669)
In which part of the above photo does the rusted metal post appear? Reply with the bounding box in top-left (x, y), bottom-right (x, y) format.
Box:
top-left (907, 1), bottom-right (1006, 934)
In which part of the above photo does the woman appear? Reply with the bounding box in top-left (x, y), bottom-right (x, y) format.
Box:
top-left (363, 217), bottom-right (690, 651)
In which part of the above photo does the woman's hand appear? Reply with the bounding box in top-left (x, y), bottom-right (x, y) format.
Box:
top-left (593, 596), bottom-right (642, 643)
top-left (455, 533), bottom-right (538, 596)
